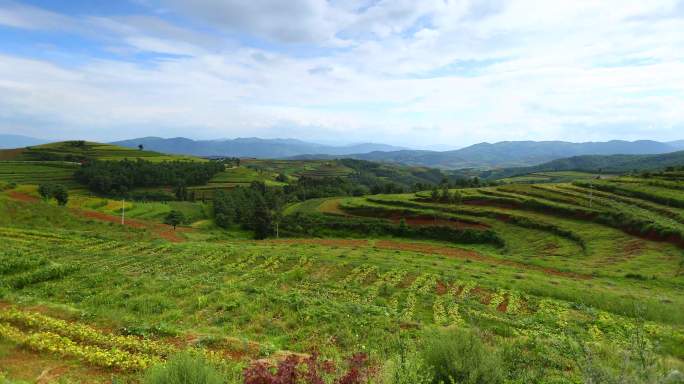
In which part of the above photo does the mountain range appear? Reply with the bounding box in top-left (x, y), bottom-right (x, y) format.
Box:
top-left (3, 134), bottom-right (683, 170)
top-left (111, 137), bottom-right (405, 158)
top-left (291, 140), bottom-right (684, 169)
top-left (480, 150), bottom-right (684, 180)
top-left (0, 134), bottom-right (48, 149)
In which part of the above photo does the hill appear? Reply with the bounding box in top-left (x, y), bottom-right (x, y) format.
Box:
top-left (0, 140), bottom-right (202, 162)
top-left (111, 136), bottom-right (405, 158)
top-left (1, 146), bottom-right (683, 382)
top-left (296, 140), bottom-right (682, 169)
top-left (481, 150), bottom-right (684, 180)
top-left (0, 134), bottom-right (47, 149)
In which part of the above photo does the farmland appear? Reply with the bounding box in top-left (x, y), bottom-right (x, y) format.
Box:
top-left (0, 146), bottom-right (683, 383)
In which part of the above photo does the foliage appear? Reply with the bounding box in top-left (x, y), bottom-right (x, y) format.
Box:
top-left (165, 210), bottom-right (186, 230)
top-left (144, 353), bottom-right (225, 384)
top-left (421, 328), bottom-right (504, 384)
top-left (74, 159), bottom-right (224, 195)
top-left (38, 183), bottom-right (69, 205)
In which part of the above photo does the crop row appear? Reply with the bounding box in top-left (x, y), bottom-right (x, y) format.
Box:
top-left (0, 322), bottom-right (157, 371)
top-left (0, 307), bottom-right (176, 357)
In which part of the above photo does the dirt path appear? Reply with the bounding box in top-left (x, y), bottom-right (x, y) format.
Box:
top-left (5, 191), bottom-right (190, 242)
top-left (262, 238), bottom-right (592, 280)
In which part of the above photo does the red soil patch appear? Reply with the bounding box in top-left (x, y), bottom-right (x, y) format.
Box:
top-left (75, 209), bottom-right (190, 242)
top-left (7, 191), bottom-right (38, 202)
top-left (435, 281), bottom-right (448, 295)
top-left (496, 297), bottom-right (509, 313)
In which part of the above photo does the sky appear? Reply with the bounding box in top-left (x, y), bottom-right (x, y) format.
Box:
top-left (0, 0), bottom-right (683, 149)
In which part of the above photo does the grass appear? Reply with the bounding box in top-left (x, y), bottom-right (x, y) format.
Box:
top-left (0, 141), bottom-right (203, 163)
top-left (0, 172), bottom-right (682, 382)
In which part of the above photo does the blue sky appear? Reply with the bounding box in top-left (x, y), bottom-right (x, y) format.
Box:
top-left (0, 0), bottom-right (683, 148)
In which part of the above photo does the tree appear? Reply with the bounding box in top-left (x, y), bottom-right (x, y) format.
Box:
top-left (275, 173), bottom-right (288, 183)
top-left (138, 144), bottom-right (144, 151)
top-left (450, 190), bottom-right (462, 205)
top-left (398, 218), bottom-right (408, 234)
top-left (52, 184), bottom-right (69, 206)
top-left (174, 181), bottom-right (188, 201)
top-left (164, 210), bottom-right (185, 230)
top-left (431, 187), bottom-right (440, 202)
top-left (38, 183), bottom-right (55, 200)
top-left (253, 197), bottom-right (272, 240)
top-left (38, 183), bottom-right (68, 205)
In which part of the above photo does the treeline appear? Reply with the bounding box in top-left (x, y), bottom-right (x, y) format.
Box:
top-left (74, 159), bottom-right (224, 195)
top-left (280, 212), bottom-right (505, 247)
top-left (213, 182), bottom-right (285, 239)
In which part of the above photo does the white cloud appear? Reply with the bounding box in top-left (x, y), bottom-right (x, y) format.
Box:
top-left (0, 0), bottom-right (683, 146)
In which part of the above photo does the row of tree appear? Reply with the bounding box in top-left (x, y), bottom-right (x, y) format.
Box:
top-left (74, 159), bottom-right (224, 196)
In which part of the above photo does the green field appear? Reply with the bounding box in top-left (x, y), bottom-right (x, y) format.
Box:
top-left (0, 156), bottom-right (683, 383)
top-left (0, 141), bottom-right (203, 163)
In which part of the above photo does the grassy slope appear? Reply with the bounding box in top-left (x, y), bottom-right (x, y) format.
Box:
top-left (0, 168), bottom-right (683, 382)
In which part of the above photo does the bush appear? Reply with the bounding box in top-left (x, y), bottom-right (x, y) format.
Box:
top-left (421, 328), bottom-right (504, 384)
top-left (144, 353), bottom-right (225, 384)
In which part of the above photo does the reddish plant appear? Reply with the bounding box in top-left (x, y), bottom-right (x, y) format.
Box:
top-left (243, 352), bottom-right (371, 384)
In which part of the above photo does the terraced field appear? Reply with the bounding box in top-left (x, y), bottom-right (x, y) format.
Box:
top-left (0, 161), bottom-right (80, 188)
top-left (0, 141), bottom-right (202, 163)
top-left (1, 171), bottom-right (683, 382)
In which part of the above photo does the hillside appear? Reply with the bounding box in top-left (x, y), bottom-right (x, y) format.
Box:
top-left (1, 150), bottom-right (683, 382)
top-left (112, 136), bottom-right (405, 158)
top-left (481, 150), bottom-right (684, 180)
top-left (296, 140), bottom-right (682, 169)
top-left (0, 140), bottom-right (203, 163)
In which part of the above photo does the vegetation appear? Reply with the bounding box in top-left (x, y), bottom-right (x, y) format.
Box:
top-left (74, 159), bottom-right (224, 195)
top-left (0, 142), bottom-right (683, 383)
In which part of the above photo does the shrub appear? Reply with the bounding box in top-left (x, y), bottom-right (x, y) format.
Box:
top-left (421, 328), bottom-right (504, 384)
top-left (144, 353), bottom-right (225, 384)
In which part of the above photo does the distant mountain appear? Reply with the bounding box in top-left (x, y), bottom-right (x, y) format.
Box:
top-left (297, 140), bottom-right (682, 169)
top-left (481, 150), bottom-right (684, 180)
top-left (668, 140), bottom-right (684, 150)
top-left (0, 134), bottom-right (48, 149)
top-left (111, 137), bottom-right (405, 158)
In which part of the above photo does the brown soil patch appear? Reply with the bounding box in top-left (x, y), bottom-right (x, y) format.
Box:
top-left (623, 239), bottom-right (646, 256)
top-left (0, 148), bottom-right (23, 160)
top-left (435, 281), bottom-right (448, 295)
top-left (7, 191), bottom-right (38, 202)
top-left (74, 208), bottom-right (190, 242)
top-left (496, 297), bottom-right (509, 313)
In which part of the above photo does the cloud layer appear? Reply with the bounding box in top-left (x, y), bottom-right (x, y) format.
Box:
top-left (0, 0), bottom-right (682, 147)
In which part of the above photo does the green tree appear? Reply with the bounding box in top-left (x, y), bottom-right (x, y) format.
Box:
top-left (38, 183), bottom-right (68, 205)
top-left (398, 218), bottom-right (409, 234)
top-left (52, 184), bottom-right (69, 206)
top-left (38, 183), bottom-right (55, 201)
top-left (164, 210), bottom-right (185, 230)
top-left (430, 187), bottom-right (440, 202)
top-left (174, 181), bottom-right (188, 201)
top-left (253, 197), bottom-right (272, 240)
top-left (275, 173), bottom-right (288, 183)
